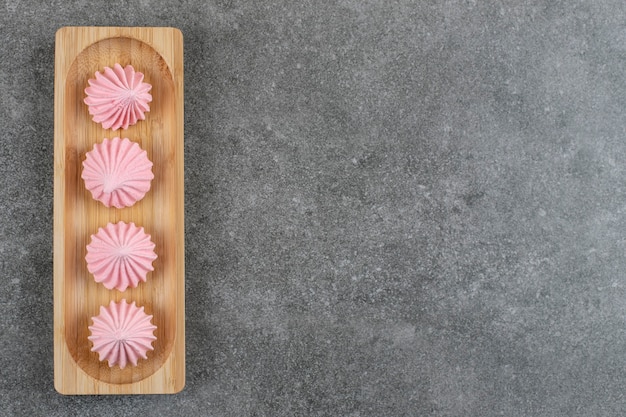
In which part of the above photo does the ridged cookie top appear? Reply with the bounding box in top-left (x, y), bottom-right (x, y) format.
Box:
top-left (84, 63), bottom-right (152, 130)
top-left (82, 137), bottom-right (154, 208)
top-left (88, 299), bottom-right (157, 369)
top-left (86, 221), bottom-right (157, 292)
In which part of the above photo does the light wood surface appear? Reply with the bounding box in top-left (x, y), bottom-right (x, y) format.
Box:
top-left (54, 27), bottom-right (184, 394)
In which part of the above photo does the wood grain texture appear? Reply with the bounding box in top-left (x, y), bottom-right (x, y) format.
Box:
top-left (54, 27), bottom-right (184, 395)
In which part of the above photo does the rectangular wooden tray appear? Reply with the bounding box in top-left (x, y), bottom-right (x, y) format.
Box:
top-left (54, 27), bottom-right (184, 394)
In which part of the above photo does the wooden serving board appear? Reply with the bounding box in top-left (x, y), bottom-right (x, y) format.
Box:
top-left (54, 27), bottom-right (184, 394)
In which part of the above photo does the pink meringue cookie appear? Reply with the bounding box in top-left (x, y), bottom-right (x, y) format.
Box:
top-left (86, 221), bottom-right (157, 292)
top-left (89, 299), bottom-right (157, 369)
top-left (84, 63), bottom-right (152, 130)
top-left (82, 137), bottom-right (154, 208)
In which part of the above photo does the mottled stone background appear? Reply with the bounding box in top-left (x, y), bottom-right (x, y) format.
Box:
top-left (1, 1), bottom-right (625, 416)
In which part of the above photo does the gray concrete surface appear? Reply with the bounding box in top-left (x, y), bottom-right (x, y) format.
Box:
top-left (1, 1), bottom-right (625, 416)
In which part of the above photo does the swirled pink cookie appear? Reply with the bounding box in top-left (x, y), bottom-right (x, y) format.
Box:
top-left (86, 221), bottom-right (157, 291)
top-left (89, 299), bottom-right (157, 369)
top-left (82, 137), bottom-right (154, 208)
top-left (84, 63), bottom-right (152, 130)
